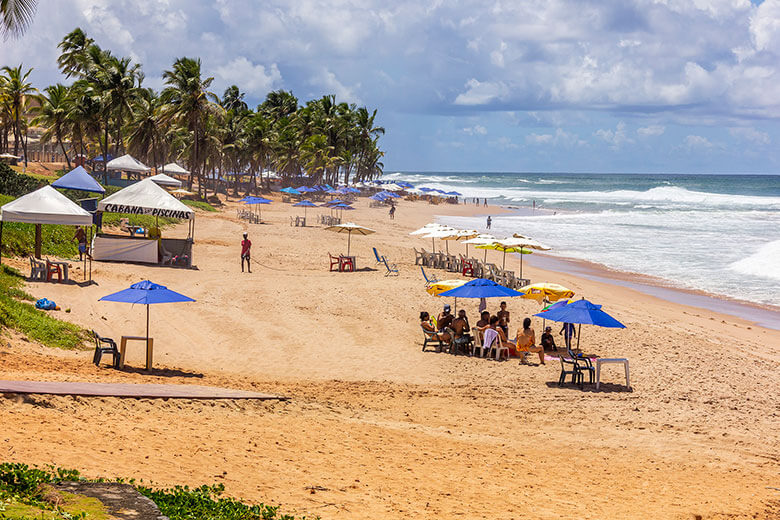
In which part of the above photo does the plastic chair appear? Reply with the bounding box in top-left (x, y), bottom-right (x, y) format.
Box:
top-left (339, 256), bottom-right (355, 272)
top-left (461, 258), bottom-right (474, 277)
top-left (421, 325), bottom-right (444, 352)
top-left (414, 248), bottom-right (425, 265)
top-left (558, 355), bottom-right (582, 387)
top-left (92, 330), bottom-right (120, 368)
top-left (45, 259), bottom-right (62, 282)
top-left (29, 257), bottom-right (46, 281)
top-left (568, 347), bottom-right (595, 384)
top-left (483, 328), bottom-right (509, 361)
top-left (328, 252), bottom-right (341, 272)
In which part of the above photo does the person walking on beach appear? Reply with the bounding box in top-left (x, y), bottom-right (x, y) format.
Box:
top-left (560, 322), bottom-right (576, 349)
top-left (483, 198), bottom-right (488, 207)
top-left (486, 215), bottom-right (492, 229)
top-left (389, 204), bottom-right (396, 220)
top-left (241, 232), bottom-right (252, 273)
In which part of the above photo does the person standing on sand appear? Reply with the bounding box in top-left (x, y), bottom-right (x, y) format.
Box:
top-left (241, 232), bottom-right (252, 273)
top-left (483, 198), bottom-right (488, 207)
top-left (497, 301), bottom-right (510, 336)
top-left (73, 226), bottom-right (88, 261)
top-left (389, 204), bottom-right (396, 219)
top-left (486, 215), bottom-right (492, 229)
top-left (560, 322), bottom-right (576, 349)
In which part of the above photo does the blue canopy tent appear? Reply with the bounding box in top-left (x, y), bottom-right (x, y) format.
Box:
top-left (438, 277), bottom-right (524, 315)
top-left (51, 166), bottom-right (105, 194)
top-left (534, 298), bottom-right (625, 350)
top-left (99, 280), bottom-right (195, 368)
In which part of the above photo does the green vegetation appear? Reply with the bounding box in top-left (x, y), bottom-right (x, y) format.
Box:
top-left (0, 264), bottom-right (88, 350)
top-left (0, 464), bottom-right (309, 520)
top-left (0, 164), bottom-right (43, 197)
top-left (182, 199), bottom-right (217, 212)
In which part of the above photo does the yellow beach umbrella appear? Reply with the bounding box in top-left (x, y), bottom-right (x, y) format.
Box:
top-left (476, 237), bottom-right (550, 276)
top-left (426, 279), bottom-right (468, 296)
top-left (517, 282), bottom-right (575, 302)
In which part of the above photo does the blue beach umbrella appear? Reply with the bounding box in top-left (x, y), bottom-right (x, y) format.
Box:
top-left (369, 194), bottom-right (387, 202)
top-left (280, 187), bottom-right (300, 195)
top-left (293, 199), bottom-right (318, 219)
top-left (99, 280), bottom-right (195, 357)
top-left (244, 196), bottom-right (271, 219)
top-left (438, 278), bottom-right (524, 314)
top-left (534, 298), bottom-right (625, 350)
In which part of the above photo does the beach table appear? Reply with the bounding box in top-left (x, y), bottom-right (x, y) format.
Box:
top-left (119, 335), bottom-right (154, 370)
top-left (595, 358), bottom-right (630, 390)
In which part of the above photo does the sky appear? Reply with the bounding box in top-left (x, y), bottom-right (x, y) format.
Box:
top-left (2, 0), bottom-right (780, 174)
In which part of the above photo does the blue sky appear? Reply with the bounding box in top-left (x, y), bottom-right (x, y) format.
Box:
top-left (2, 0), bottom-right (780, 174)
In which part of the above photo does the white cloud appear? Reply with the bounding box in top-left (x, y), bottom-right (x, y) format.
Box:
top-left (526, 128), bottom-right (580, 146)
top-left (491, 136), bottom-right (518, 150)
top-left (750, 0), bottom-right (780, 52)
top-left (637, 125), bottom-right (666, 137)
top-left (454, 78), bottom-right (509, 105)
top-left (215, 57), bottom-right (282, 96)
top-left (595, 121), bottom-right (633, 147)
top-left (309, 68), bottom-right (361, 103)
top-left (462, 125), bottom-right (487, 135)
top-left (729, 127), bottom-right (771, 145)
top-left (490, 41), bottom-right (507, 67)
top-left (684, 134), bottom-right (714, 149)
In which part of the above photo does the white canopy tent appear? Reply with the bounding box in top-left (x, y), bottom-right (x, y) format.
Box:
top-left (161, 162), bottom-right (189, 175)
top-left (95, 179), bottom-right (194, 266)
top-left (98, 178), bottom-right (193, 219)
top-left (106, 154), bottom-right (151, 173)
top-left (0, 185), bottom-right (93, 262)
top-left (148, 173), bottom-right (183, 188)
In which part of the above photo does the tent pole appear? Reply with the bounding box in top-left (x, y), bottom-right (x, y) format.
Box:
top-left (34, 224), bottom-right (42, 259)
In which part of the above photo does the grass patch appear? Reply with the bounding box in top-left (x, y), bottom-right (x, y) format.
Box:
top-left (0, 194), bottom-right (80, 259)
top-left (182, 199), bottom-right (218, 212)
top-left (0, 464), bottom-right (310, 520)
top-left (0, 265), bottom-right (89, 350)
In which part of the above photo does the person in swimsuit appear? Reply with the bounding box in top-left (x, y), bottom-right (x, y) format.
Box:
top-left (516, 317), bottom-right (545, 365)
top-left (420, 311), bottom-right (451, 348)
top-left (451, 309), bottom-right (472, 354)
top-left (497, 301), bottom-right (510, 337)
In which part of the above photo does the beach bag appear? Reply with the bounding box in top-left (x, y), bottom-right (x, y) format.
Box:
top-left (35, 298), bottom-right (57, 310)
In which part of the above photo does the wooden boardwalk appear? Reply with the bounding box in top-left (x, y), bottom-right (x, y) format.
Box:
top-left (0, 380), bottom-right (286, 400)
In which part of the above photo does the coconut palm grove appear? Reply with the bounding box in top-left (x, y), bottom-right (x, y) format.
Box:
top-left (0, 28), bottom-right (386, 196)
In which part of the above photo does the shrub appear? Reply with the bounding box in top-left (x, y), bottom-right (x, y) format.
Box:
top-left (0, 163), bottom-right (45, 197)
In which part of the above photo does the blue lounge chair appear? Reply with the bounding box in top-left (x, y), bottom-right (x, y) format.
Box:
top-left (372, 247), bottom-right (383, 264)
top-left (382, 257), bottom-right (399, 276)
top-left (421, 266), bottom-right (438, 284)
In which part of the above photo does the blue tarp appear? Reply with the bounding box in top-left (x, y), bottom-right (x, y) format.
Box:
top-left (51, 166), bottom-right (105, 193)
top-left (439, 278), bottom-right (524, 298)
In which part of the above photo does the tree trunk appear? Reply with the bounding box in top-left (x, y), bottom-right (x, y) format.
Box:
top-left (57, 130), bottom-right (71, 169)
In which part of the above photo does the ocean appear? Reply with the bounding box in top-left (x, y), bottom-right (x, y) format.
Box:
top-left (384, 171), bottom-right (780, 312)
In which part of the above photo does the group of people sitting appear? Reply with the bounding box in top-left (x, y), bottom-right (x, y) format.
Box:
top-left (420, 301), bottom-right (573, 365)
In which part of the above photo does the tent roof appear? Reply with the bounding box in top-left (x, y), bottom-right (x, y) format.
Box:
top-left (1, 185), bottom-right (93, 225)
top-left (98, 179), bottom-right (194, 219)
top-left (162, 162), bottom-right (189, 174)
top-left (51, 166), bottom-right (105, 193)
top-left (106, 154), bottom-right (150, 172)
top-left (148, 173), bottom-right (182, 187)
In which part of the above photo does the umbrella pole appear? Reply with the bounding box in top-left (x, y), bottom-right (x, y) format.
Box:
top-left (577, 323), bottom-right (581, 352)
top-left (520, 252), bottom-right (524, 279)
top-left (484, 249), bottom-right (487, 262)
top-left (502, 250), bottom-right (506, 269)
top-left (146, 303), bottom-right (150, 359)
top-left (348, 230), bottom-right (352, 256)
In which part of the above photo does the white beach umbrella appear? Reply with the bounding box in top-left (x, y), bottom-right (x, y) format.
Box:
top-left (462, 234), bottom-right (499, 261)
top-left (443, 229), bottom-right (479, 255)
top-left (410, 223), bottom-right (446, 235)
top-left (325, 222), bottom-right (376, 256)
top-left (422, 226), bottom-right (458, 253)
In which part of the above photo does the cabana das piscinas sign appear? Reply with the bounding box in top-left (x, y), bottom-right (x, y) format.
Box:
top-left (101, 204), bottom-right (192, 219)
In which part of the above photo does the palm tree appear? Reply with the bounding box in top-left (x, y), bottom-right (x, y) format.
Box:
top-left (161, 57), bottom-right (219, 194)
top-left (125, 88), bottom-right (163, 169)
top-left (32, 83), bottom-right (72, 168)
top-left (1, 0), bottom-right (37, 38)
top-left (0, 64), bottom-right (38, 164)
top-left (57, 28), bottom-right (94, 78)
top-left (99, 55), bottom-right (141, 155)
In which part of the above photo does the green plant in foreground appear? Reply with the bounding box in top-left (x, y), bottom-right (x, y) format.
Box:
top-left (0, 265), bottom-right (88, 350)
top-left (0, 464), bottom-right (310, 520)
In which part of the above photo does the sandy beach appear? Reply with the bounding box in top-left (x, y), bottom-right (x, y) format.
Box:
top-left (1, 195), bottom-right (779, 519)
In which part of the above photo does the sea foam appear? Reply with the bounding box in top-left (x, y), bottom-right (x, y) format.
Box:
top-left (729, 240), bottom-right (780, 281)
